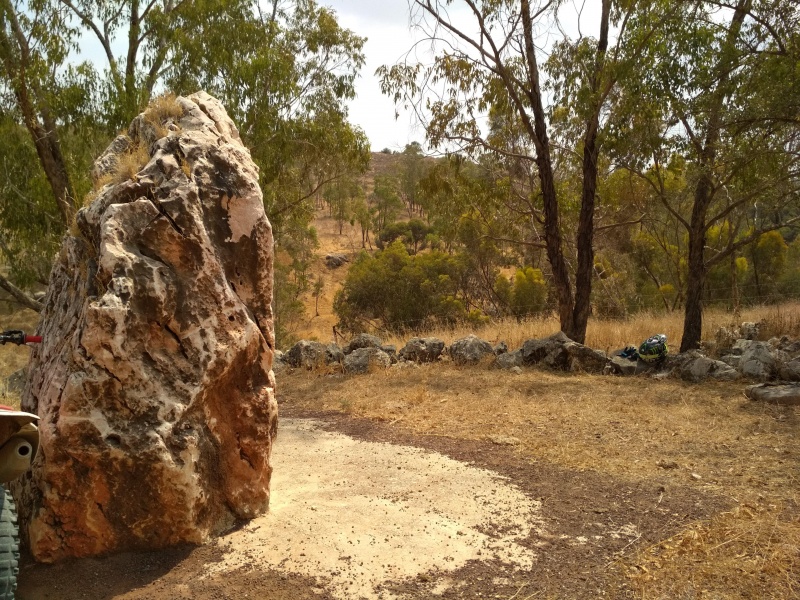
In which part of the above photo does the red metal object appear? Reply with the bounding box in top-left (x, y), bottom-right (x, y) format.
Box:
top-left (24, 336), bottom-right (42, 344)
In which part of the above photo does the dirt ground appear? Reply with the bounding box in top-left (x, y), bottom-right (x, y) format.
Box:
top-left (17, 411), bottom-right (727, 599)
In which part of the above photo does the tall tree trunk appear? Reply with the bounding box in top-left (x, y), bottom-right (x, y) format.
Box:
top-left (681, 178), bottom-right (711, 351)
top-left (0, 2), bottom-right (75, 225)
top-left (679, 0), bottom-right (750, 352)
top-left (520, 0), bottom-right (575, 337)
top-left (571, 0), bottom-right (611, 344)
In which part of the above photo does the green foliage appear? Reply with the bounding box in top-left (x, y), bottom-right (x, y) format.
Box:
top-left (167, 0), bottom-right (371, 236)
top-left (333, 241), bottom-right (468, 332)
top-left (370, 174), bottom-right (404, 232)
top-left (0, 0), bottom-right (370, 324)
top-left (510, 268), bottom-right (547, 318)
top-left (375, 219), bottom-right (431, 253)
top-left (0, 115), bottom-right (62, 285)
top-left (746, 230), bottom-right (789, 300)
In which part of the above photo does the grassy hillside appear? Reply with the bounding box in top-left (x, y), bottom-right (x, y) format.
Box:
top-left (290, 205), bottom-right (800, 350)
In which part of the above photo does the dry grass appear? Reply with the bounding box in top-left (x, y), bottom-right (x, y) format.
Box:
top-left (144, 92), bottom-right (184, 138)
top-left (292, 209), bottom-right (800, 351)
top-left (112, 143), bottom-right (151, 185)
top-left (279, 365), bottom-right (800, 599)
top-left (628, 502), bottom-right (800, 599)
top-left (375, 302), bottom-right (800, 354)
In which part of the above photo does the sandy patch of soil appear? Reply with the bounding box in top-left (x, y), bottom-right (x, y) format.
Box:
top-left (16, 412), bottom-right (723, 599)
top-left (209, 418), bottom-right (543, 599)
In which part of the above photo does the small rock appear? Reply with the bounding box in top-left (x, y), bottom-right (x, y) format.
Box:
top-left (493, 350), bottom-right (523, 370)
top-left (494, 341), bottom-right (508, 355)
top-left (449, 334), bottom-right (494, 365)
top-left (657, 460), bottom-right (679, 469)
top-left (344, 333), bottom-right (383, 355)
top-left (343, 347), bottom-right (391, 374)
top-left (488, 435), bottom-right (521, 446)
top-left (325, 253), bottom-right (349, 268)
top-left (690, 473), bottom-right (702, 481)
top-left (398, 337), bottom-right (445, 363)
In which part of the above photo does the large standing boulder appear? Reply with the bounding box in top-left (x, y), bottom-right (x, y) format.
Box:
top-left (14, 92), bottom-right (278, 562)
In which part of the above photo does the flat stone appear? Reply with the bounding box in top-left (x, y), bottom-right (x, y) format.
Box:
top-left (745, 383), bottom-right (800, 406)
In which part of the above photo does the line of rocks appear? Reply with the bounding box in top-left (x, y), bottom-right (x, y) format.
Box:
top-left (276, 324), bottom-right (800, 392)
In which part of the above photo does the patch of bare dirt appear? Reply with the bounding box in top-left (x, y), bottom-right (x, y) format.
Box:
top-left (17, 409), bottom-right (726, 600)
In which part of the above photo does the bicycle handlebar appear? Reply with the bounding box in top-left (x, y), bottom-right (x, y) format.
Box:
top-left (0, 331), bottom-right (41, 345)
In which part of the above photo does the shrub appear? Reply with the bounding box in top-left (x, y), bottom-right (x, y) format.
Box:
top-left (510, 267), bottom-right (547, 317)
top-left (333, 241), bottom-right (468, 332)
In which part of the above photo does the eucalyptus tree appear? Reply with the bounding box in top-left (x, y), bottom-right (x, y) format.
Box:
top-left (0, 0), bottom-right (79, 224)
top-left (611, 0), bottom-right (800, 350)
top-left (0, 0), bottom-right (369, 325)
top-left (379, 0), bottom-right (676, 343)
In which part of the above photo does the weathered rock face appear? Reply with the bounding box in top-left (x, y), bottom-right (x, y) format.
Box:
top-left (563, 341), bottom-right (607, 373)
top-left (14, 92), bottom-right (277, 562)
top-left (399, 337), bottom-right (445, 363)
top-left (449, 335), bottom-right (494, 365)
top-left (343, 347), bottom-right (392, 374)
top-left (739, 342), bottom-right (778, 381)
top-left (493, 350), bottom-right (523, 370)
top-left (521, 332), bottom-right (571, 366)
top-left (680, 353), bottom-right (739, 383)
top-left (285, 340), bottom-right (334, 369)
top-left (521, 332), bottom-right (607, 373)
top-left (344, 333), bottom-right (383, 355)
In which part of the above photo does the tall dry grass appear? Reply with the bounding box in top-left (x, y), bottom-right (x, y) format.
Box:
top-left (371, 301), bottom-right (800, 352)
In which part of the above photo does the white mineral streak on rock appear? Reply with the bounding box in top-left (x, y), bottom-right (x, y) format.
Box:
top-left (209, 419), bottom-right (544, 600)
top-left (14, 91), bottom-right (277, 562)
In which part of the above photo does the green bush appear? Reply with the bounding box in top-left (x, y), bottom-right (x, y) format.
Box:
top-left (510, 267), bottom-right (547, 317)
top-left (333, 241), bottom-right (468, 332)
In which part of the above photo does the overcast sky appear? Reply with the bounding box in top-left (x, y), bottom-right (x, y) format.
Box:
top-left (322, 0), bottom-right (602, 153)
top-left (75, 0), bottom-right (601, 153)
top-left (321, 0), bottom-right (425, 152)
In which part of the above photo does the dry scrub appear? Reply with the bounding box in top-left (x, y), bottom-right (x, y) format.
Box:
top-left (280, 365), bottom-right (800, 599)
top-left (361, 301), bottom-right (800, 353)
top-left (292, 212), bottom-right (800, 351)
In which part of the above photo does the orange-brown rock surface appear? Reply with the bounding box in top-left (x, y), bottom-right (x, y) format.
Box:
top-left (13, 92), bottom-right (277, 562)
